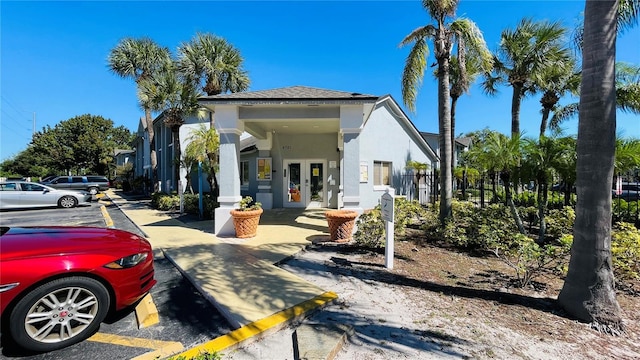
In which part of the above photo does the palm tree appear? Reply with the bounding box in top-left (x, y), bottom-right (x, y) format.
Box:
top-left (178, 32), bottom-right (250, 98)
top-left (552, 135), bottom-right (578, 206)
top-left (483, 18), bottom-right (569, 138)
top-left (184, 123), bottom-right (220, 194)
top-left (178, 33), bottom-right (250, 196)
top-left (108, 38), bottom-right (172, 190)
top-left (521, 135), bottom-right (573, 243)
top-left (400, 0), bottom-right (490, 224)
top-left (534, 61), bottom-right (581, 137)
top-left (558, 0), bottom-right (639, 332)
top-left (482, 132), bottom-right (526, 234)
top-left (550, 62), bottom-right (640, 131)
top-left (138, 63), bottom-right (203, 190)
top-left (448, 52), bottom-right (492, 179)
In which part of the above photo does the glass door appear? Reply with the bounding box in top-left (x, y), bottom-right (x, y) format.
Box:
top-left (286, 162), bottom-right (303, 206)
top-left (284, 159), bottom-right (326, 208)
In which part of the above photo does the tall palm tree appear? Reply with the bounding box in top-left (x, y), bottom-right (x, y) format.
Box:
top-left (551, 62), bottom-right (640, 130)
top-left (400, 0), bottom-right (490, 224)
top-left (448, 52), bottom-right (492, 179)
top-left (534, 61), bottom-right (581, 138)
top-left (483, 18), bottom-right (569, 138)
top-left (178, 33), bottom-right (250, 196)
top-left (558, 0), bottom-right (639, 332)
top-left (138, 63), bottom-right (203, 190)
top-left (108, 38), bottom-right (172, 190)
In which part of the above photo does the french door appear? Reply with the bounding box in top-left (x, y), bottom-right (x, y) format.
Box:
top-left (283, 159), bottom-right (326, 208)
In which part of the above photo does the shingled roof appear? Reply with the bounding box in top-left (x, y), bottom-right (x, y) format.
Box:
top-left (199, 85), bottom-right (379, 102)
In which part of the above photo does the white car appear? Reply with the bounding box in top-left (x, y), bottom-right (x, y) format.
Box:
top-left (0, 181), bottom-right (92, 210)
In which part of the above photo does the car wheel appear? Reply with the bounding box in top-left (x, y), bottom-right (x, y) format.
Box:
top-left (88, 187), bottom-right (99, 195)
top-left (58, 195), bottom-right (78, 208)
top-left (9, 277), bottom-right (110, 352)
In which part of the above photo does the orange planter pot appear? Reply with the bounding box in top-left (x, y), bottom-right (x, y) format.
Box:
top-left (325, 210), bottom-right (358, 243)
top-left (230, 208), bottom-right (263, 238)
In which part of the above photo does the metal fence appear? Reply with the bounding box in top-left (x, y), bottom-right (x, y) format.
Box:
top-left (400, 171), bottom-right (639, 227)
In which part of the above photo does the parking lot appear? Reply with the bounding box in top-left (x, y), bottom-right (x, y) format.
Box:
top-left (0, 199), bottom-right (232, 359)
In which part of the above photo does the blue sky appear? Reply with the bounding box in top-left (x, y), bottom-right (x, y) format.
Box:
top-left (1, 0), bottom-right (639, 162)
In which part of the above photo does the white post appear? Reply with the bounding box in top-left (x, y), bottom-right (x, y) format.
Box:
top-left (381, 189), bottom-right (395, 269)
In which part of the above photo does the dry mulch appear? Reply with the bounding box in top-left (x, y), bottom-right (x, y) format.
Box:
top-left (333, 231), bottom-right (640, 359)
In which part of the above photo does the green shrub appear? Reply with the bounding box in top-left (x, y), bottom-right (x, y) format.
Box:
top-left (487, 232), bottom-right (571, 288)
top-left (611, 222), bottom-right (640, 282)
top-left (353, 198), bottom-right (428, 248)
top-left (353, 209), bottom-right (385, 248)
top-left (545, 206), bottom-right (575, 240)
top-left (612, 199), bottom-right (640, 225)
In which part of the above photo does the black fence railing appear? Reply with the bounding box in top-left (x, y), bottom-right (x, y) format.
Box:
top-left (400, 172), bottom-right (639, 227)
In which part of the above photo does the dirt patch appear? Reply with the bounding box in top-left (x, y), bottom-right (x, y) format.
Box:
top-left (293, 233), bottom-right (639, 360)
top-left (223, 232), bottom-right (639, 360)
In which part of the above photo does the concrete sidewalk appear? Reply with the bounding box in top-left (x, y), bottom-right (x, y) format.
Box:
top-left (106, 190), bottom-right (341, 358)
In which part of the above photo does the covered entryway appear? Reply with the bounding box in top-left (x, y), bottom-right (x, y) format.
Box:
top-left (284, 159), bottom-right (327, 208)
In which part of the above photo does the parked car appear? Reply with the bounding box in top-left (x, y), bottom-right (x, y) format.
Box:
top-left (41, 175), bottom-right (110, 195)
top-left (0, 226), bottom-right (156, 352)
top-left (0, 181), bottom-right (91, 210)
top-left (612, 182), bottom-right (640, 201)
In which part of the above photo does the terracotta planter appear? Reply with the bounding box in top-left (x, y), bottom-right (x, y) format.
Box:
top-left (230, 208), bottom-right (263, 238)
top-left (325, 209), bottom-right (358, 243)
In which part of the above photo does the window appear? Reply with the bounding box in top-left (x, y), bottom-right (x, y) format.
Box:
top-left (240, 161), bottom-right (249, 186)
top-left (373, 161), bottom-right (391, 186)
top-left (0, 183), bottom-right (17, 191)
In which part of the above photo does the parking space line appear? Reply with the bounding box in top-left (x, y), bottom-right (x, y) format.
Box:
top-left (88, 333), bottom-right (183, 357)
top-left (100, 205), bottom-right (114, 228)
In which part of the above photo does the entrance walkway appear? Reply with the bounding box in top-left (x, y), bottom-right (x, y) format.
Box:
top-left (107, 190), bottom-right (337, 333)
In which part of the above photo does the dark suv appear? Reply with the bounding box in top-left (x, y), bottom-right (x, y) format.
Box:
top-left (42, 176), bottom-right (110, 195)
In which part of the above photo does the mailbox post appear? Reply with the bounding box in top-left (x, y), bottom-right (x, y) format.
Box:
top-left (381, 190), bottom-right (395, 269)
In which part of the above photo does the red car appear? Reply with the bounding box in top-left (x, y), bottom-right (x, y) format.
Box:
top-left (0, 226), bottom-right (156, 352)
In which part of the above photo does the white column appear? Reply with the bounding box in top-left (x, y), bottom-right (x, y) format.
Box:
top-left (255, 132), bottom-right (273, 209)
top-left (214, 106), bottom-right (243, 236)
top-left (340, 105), bottom-right (364, 213)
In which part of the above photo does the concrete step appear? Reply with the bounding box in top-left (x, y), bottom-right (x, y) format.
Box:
top-left (295, 323), bottom-right (353, 360)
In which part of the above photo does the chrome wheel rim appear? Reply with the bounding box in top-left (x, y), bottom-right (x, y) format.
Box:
top-left (24, 287), bottom-right (100, 344)
top-left (60, 197), bottom-right (75, 208)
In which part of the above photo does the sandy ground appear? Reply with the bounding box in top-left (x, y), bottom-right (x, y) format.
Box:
top-left (221, 242), bottom-right (640, 360)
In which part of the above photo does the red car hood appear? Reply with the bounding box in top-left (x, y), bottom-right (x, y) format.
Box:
top-left (0, 226), bottom-right (150, 261)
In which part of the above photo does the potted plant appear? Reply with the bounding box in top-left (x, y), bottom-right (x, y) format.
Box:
top-left (230, 196), bottom-right (263, 238)
top-left (325, 209), bottom-right (358, 242)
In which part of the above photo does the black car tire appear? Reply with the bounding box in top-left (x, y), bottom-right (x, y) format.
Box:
top-left (9, 276), bottom-right (110, 352)
top-left (58, 195), bottom-right (78, 208)
top-left (88, 187), bottom-right (99, 195)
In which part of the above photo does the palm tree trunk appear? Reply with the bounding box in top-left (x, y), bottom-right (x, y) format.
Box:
top-left (537, 180), bottom-right (547, 244)
top-left (145, 108), bottom-right (158, 192)
top-left (502, 171), bottom-right (526, 234)
top-left (540, 107), bottom-right (551, 138)
top-left (511, 84), bottom-right (523, 138)
top-left (437, 57), bottom-right (453, 223)
top-left (557, 0), bottom-right (622, 331)
top-left (451, 95), bottom-right (459, 182)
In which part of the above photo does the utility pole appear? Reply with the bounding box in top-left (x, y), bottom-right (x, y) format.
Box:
top-left (32, 112), bottom-right (36, 135)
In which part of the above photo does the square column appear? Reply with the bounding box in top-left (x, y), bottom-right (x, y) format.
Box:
top-left (340, 105), bottom-right (364, 213)
top-left (215, 106), bottom-right (243, 236)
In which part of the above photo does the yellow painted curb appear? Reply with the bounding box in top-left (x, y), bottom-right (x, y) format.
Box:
top-left (88, 333), bottom-right (183, 358)
top-left (100, 205), bottom-right (114, 228)
top-left (135, 293), bottom-right (159, 329)
top-left (172, 291), bottom-right (338, 359)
